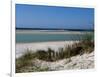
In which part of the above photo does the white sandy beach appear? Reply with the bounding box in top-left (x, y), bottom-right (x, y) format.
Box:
top-left (16, 41), bottom-right (78, 58)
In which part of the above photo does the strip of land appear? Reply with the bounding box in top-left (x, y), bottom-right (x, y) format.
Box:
top-left (16, 30), bottom-right (92, 34)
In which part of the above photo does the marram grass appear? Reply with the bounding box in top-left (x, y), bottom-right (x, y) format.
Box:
top-left (16, 33), bottom-right (94, 73)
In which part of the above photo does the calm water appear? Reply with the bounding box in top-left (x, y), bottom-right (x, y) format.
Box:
top-left (16, 30), bottom-right (94, 43)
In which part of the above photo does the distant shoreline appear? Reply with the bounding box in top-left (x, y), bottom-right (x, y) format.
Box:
top-left (16, 29), bottom-right (93, 35)
top-left (16, 28), bottom-right (94, 31)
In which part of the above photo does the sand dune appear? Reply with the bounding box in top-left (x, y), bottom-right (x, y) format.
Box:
top-left (34, 52), bottom-right (94, 71)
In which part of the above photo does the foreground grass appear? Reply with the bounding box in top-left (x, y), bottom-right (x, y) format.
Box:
top-left (16, 33), bottom-right (94, 73)
top-left (16, 51), bottom-right (50, 73)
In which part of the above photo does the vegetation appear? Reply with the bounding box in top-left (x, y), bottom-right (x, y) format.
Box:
top-left (16, 33), bottom-right (94, 73)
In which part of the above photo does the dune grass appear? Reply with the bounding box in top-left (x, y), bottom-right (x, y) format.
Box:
top-left (16, 50), bottom-right (50, 73)
top-left (16, 33), bottom-right (94, 73)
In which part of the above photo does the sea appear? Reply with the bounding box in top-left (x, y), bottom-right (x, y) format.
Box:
top-left (16, 30), bottom-right (94, 43)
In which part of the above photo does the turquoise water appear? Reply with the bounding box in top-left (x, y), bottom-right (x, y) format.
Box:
top-left (16, 31), bottom-right (94, 43)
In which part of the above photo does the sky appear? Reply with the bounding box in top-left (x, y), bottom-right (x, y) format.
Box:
top-left (16, 4), bottom-right (94, 29)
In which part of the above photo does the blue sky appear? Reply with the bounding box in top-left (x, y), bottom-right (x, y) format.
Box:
top-left (16, 4), bottom-right (94, 29)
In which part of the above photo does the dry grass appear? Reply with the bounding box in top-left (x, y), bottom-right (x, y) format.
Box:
top-left (16, 33), bottom-right (94, 73)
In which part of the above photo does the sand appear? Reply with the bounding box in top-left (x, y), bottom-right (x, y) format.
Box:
top-left (16, 41), bottom-right (78, 58)
top-left (16, 41), bottom-right (94, 72)
top-left (33, 52), bottom-right (94, 71)
top-left (18, 52), bottom-right (94, 72)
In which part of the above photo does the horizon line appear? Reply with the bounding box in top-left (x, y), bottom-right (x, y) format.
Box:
top-left (16, 27), bottom-right (94, 31)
